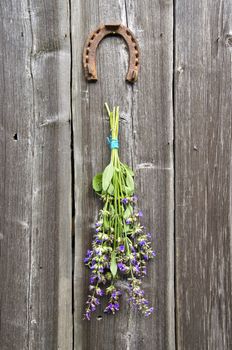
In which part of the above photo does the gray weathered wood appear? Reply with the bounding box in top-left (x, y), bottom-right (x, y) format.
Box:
top-left (0, 1), bottom-right (72, 349)
top-left (2, 0), bottom-right (232, 348)
top-left (175, 0), bottom-right (232, 349)
top-left (72, 0), bottom-right (174, 349)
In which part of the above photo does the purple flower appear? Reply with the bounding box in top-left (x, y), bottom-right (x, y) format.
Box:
top-left (97, 275), bottom-right (104, 283)
top-left (132, 195), bottom-right (138, 202)
top-left (96, 287), bottom-right (104, 296)
top-left (119, 245), bottom-right (125, 252)
top-left (147, 232), bottom-right (152, 239)
top-left (138, 211), bottom-right (143, 217)
top-left (95, 228), bottom-right (101, 233)
top-left (84, 294), bottom-right (100, 319)
top-left (142, 266), bottom-right (147, 275)
top-left (86, 250), bottom-right (93, 258)
top-left (145, 307), bottom-right (154, 317)
top-left (94, 248), bottom-right (102, 255)
top-left (131, 246), bottom-right (135, 253)
top-left (117, 262), bottom-right (128, 272)
top-left (112, 290), bottom-right (122, 299)
top-left (138, 240), bottom-right (146, 247)
top-left (135, 288), bottom-right (144, 296)
top-left (84, 310), bottom-right (91, 320)
top-left (94, 297), bottom-right (100, 305)
top-left (131, 257), bottom-right (137, 265)
top-left (104, 304), bottom-right (112, 313)
top-left (95, 238), bottom-right (102, 244)
top-left (121, 198), bottom-right (129, 204)
top-left (90, 303), bottom-right (96, 311)
top-left (95, 222), bottom-right (102, 227)
top-left (126, 218), bottom-right (132, 225)
top-left (133, 264), bottom-right (140, 274)
top-left (114, 302), bottom-right (120, 311)
top-left (104, 302), bottom-right (120, 314)
top-left (84, 257), bottom-right (90, 263)
top-left (89, 276), bottom-right (96, 284)
top-left (152, 251), bottom-right (156, 257)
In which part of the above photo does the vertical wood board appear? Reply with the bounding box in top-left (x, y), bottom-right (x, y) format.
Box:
top-left (0, 1), bottom-right (72, 349)
top-left (175, 0), bottom-right (232, 349)
top-left (72, 0), bottom-right (174, 349)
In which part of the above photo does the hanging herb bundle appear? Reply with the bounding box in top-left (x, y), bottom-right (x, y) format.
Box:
top-left (84, 104), bottom-right (156, 320)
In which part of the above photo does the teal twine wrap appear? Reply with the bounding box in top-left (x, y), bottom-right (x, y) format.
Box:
top-left (107, 136), bottom-right (119, 150)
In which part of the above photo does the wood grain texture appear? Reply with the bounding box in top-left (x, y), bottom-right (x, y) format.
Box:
top-left (2, 0), bottom-right (232, 348)
top-left (175, 0), bottom-right (232, 349)
top-left (0, 1), bottom-right (72, 349)
top-left (72, 0), bottom-right (174, 349)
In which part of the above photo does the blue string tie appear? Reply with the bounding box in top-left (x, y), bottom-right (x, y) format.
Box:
top-left (107, 136), bottom-right (119, 150)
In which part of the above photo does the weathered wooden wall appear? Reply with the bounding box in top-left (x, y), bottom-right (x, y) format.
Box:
top-left (72, 0), bottom-right (174, 349)
top-left (0, 0), bottom-right (231, 349)
top-left (0, 1), bottom-right (72, 349)
top-left (175, 1), bottom-right (232, 349)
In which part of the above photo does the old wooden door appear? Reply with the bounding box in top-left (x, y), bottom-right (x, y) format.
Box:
top-left (0, 0), bottom-right (231, 349)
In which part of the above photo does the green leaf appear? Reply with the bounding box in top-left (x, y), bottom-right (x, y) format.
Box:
top-left (117, 219), bottom-right (123, 232)
top-left (125, 186), bottom-right (133, 196)
top-left (124, 224), bottom-right (130, 233)
top-left (107, 183), bottom-right (114, 195)
top-left (109, 204), bottom-right (115, 215)
top-left (126, 172), bottom-right (134, 192)
top-left (103, 218), bottom-right (109, 230)
top-left (110, 252), bottom-right (117, 277)
top-left (92, 173), bottom-right (102, 192)
top-left (102, 163), bottom-right (114, 192)
top-left (123, 164), bottom-right (134, 176)
top-left (123, 205), bottom-right (133, 219)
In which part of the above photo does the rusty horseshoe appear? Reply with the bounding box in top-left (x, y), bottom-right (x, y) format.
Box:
top-left (83, 23), bottom-right (140, 83)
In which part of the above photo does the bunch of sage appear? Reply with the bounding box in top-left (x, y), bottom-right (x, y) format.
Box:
top-left (84, 104), bottom-right (155, 320)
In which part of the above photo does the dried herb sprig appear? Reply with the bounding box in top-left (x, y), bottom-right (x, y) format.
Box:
top-left (84, 104), bottom-right (156, 320)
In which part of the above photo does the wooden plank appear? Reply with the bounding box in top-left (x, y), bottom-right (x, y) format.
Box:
top-left (0, 1), bottom-right (72, 349)
top-left (175, 0), bottom-right (232, 349)
top-left (72, 0), bottom-right (174, 349)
